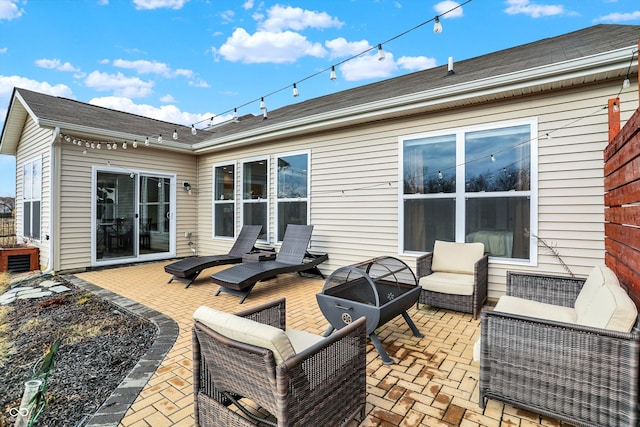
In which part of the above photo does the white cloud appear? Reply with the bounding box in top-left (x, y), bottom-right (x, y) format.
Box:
top-left (340, 53), bottom-right (398, 81)
top-left (34, 58), bottom-right (81, 73)
top-left (504, 0), bottom-right (565, 18)
top-left (0, 48), bottom-right (7, 54)
top-left (220, 10), bottom-right (235, 23)
top-left (325, 37), bottom-right (371, 59)
top-left (0, 75), bottom-right (74, 120)
top-left (133, 0), bottom-right (188, 10)
top-left (0, 1), bottom-right (23, 21)
top-left (216, 28), bottom-right (326, 64)
top-left (243, 0), bottom-right (254, 10)
top-left (397, 56), bottom-right (438, 71)
top-left (159, 94), bottom-right (175, 103)
top-left (84, 71), bottom-right (154, 98)
top-left (258, 5), bottom-right (344, 32)
top-left (112, 59), bottom-right (172, 76)
top-left (596, 10), bottom-right (640, 22)
top-left (434, 1), bottom-right (464, 18)
top-left (88, 96), bottom-right (218, 126)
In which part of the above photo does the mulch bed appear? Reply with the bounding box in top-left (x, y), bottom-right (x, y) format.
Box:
top-left (0, 277), bottom-right (156, 427)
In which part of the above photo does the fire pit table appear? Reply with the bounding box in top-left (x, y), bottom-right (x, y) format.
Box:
top-left (316, 256), bottom-right (423, 364)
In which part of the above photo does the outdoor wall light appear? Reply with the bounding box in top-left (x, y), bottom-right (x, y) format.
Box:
top-left (183, 182), bottom-right (192, 193)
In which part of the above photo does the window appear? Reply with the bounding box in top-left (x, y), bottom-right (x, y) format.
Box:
top-left (242, 159), bottom-right (268, 241)
top-left (401, 119), bottom-right (537, 260)
top-left (276, 152), bottom-right (309, 241)
top-left (213, 163), bottom-right (235, 238)
top-left (23, 158), bottom-right (42, 240)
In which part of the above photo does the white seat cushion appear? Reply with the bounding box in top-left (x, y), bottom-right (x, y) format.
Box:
top-left (576, 282), bottom-right (637, 332)
top-left (419, 271), bottom-right (475, 295)
top-left (432, 240), bottom-right (484, 275)
top-left (574, 266), bottom-right (608, 314)
top-left (193, 306), bottom-right (296, 364)
top-left (285, 329), bottom-right (325, 354)
top-left (494, 295), bottom-right (578, 324)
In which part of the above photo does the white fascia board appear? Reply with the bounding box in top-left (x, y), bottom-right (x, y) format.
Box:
top-left (192, 45), bottom-right (634, 154)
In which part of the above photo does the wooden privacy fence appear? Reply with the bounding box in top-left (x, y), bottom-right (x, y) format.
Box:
top-left (605, 105), bottom-right (640, 307)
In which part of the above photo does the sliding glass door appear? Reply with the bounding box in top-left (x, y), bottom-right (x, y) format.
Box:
top-left (94, 169), bottom-right (174, 264)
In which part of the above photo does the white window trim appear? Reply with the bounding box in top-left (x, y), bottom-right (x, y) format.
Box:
top-left (22, 156), bottom-right (42, 241)
top-left (274, 150), bottom-right (311, 243)
top-left (240, 156), bottom-right (270, 243)
top-left (398, 117), bottom-right (538, 266)
top-left (212, 161), bottom-right (237, 240)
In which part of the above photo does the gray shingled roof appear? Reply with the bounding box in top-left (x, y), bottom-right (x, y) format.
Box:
top-left (4, 24), bottom-right (639, 150)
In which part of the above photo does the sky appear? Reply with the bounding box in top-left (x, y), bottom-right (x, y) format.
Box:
top-left (0, 0), bottom-right (639, 198)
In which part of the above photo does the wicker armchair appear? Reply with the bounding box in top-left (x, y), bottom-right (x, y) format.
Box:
top-left (479, 271), bottom-right (640, 427)
top-left (415, 241), bottom-right (488, 319)
top-left (192, 298), bottom-right (367, 427)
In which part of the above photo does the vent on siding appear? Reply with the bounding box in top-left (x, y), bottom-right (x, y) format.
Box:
top-left (8, 255), bottom-right (32, 273)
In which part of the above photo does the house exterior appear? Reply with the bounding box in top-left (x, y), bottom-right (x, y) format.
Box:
top-left (1, 24), bottom-right (638, 297)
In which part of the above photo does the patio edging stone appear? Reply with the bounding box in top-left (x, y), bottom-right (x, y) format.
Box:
top-left (64, 274), bottom-right (180, 427)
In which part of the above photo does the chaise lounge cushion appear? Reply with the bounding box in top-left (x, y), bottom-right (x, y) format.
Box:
top-left (193, 306), bottom-right (295, 364)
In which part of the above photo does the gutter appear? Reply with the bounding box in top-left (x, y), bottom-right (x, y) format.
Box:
top-left (43, 127), bottom-right (60, 274)
top-left (192, 45), bottom-right (635, 154)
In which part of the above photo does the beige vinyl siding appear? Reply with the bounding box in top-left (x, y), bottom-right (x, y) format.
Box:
top-left (14, 117), bottom-right (51, 270)
top-left (58, 142), bottom-right (196, 271)
top-left (195, 79), bottom-right (633, 298)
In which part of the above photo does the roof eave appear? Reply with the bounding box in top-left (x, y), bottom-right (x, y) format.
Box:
top-left (193, 45), bottom-right (635, 154)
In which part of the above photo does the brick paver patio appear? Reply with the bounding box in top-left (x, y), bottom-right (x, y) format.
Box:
top-left (75, 261), bottom-right (565, 427)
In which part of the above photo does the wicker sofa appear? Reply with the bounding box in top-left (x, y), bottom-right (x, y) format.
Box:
top-left (192, 298), bottom-right (367, 427)
top-left (416, 240), bottom-right (488, 319)
top-left (479, 267), bottom-right (640, 427)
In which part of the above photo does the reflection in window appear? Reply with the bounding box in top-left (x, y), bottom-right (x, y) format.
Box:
top-left (243, 159), bottom-right (268, 240)
top-left (23, 158), bottom-right (41, 240)
top-left (276, 153), bottom-right (308, 241)
top-left (402, 122), bottom-right (535, 260)
top-left (213, 164), bottom-right (235, 238)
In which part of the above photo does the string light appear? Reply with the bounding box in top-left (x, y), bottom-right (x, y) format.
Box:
top-left (172, 129), bottom-right (178, 140)
top-left (377, 44), bottom-right (385, 61)
top-left (188, 0), bottom-right (472, 131)
top-left (158, 134), bottom-right (163, 144)
top-left (623, 77), bottom-right (631, 89)
top-left (490, 154), bottom-right (496, 162)
top-left (292, 83), bottom-right (299, 97)
top-left (145, 137), bottom-right (150, 146)
top-left (191, 124), bottom-right (197, 135)
top-left (433, 16), bottom-right (443, 34)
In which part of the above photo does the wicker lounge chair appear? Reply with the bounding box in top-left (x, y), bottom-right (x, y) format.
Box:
top-left (164, 225), bottom-right (262, 288)
top-left (192, 298), bottom-right (366, 427)
top-left (480, 269), bottom-right (640, 427)
top-left (415, 240), bottom-right (488, 319)
top-left (211, 224), bottom-right (328, 303)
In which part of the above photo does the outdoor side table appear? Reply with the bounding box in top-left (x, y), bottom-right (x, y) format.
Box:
top-left (316, 256), bottom-right (423, 364)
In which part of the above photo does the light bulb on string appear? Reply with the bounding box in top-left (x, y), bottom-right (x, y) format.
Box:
top-left (191, 124), bottom-right (197, 135)
top-left (158, 134), bottom-right (162, 144)
top-left (233, 108), bottom-right (238, 120)
top-left (490, 154), bottom-right (496, 162)
top-left (133, 140), bottom-right (138, 148)
top-left (433, 16), bottom-right (443, 34)
top-left (173, 129), bottom-right (178, 140)
top-left (91, 142), bottom-right (95, 149)
top-left (377, 44), bottom-right (385, 61)
top-left (330, 66), bottom-right (337, 80)
top-left (82, 148), bottom-right (87, 155)
top-left (292, 83), bottom-right (299, 97)
top-left (96, 143), bottom-right (101, 149)
top-left (85, 141), bottom-right (90, 148)
top-left (613, 102), bottom-right (619, 112)
top-left (145, 137), bottom-right (150, 146)
top-left (623, 77), bottom-right (631, 89)
top-left (259, 97), bottom-right (266, 110)
top-left (112, 142), bottom-right (117, 150)
top-left (438, 171), bottom-right (443, 180)
top-left (107, 143), bottom-right (112, 150)
top-left (122, 141), bottom-right (127, 150)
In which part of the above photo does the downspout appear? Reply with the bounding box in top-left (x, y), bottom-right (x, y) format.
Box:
top-left (42, 127), bottom-right (60, 274)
